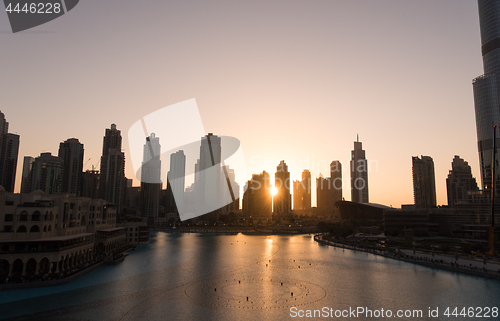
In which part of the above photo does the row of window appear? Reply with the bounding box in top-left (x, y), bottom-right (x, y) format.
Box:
top-left (3, 225), bottom-right (52, 233)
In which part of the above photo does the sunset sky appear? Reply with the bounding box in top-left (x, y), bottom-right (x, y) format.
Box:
top-left (0, 0), bottom-right (484, 207)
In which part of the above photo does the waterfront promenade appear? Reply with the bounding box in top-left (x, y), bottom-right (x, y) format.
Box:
top-left (314, 235), bottom-right (500, 280)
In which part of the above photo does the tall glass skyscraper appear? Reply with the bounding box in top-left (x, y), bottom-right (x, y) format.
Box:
top-left (473, 0), bottom-right (500, 190)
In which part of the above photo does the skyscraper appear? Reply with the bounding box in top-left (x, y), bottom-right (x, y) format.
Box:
top-left (196, 133), bottom-right (222, 221)
top-left (0, 112), bottom-right (9, 186)
top-left (412, 155), bottom-right (437, 208)
top-left (20, 156), bottom-right (34, 193)
top-left (99, 124), bottom-right (125, 211)
top-left (446, 156), bottom-right (479, 207)
top-left (58, 138), bottom-right (84, 196)
top-left (293, 180), bottom-right (303, 210)
top-left (167, 150), bottom-right (186, 214)
top-left (220, 165), bottom-right (240, 213)
top-left (140, 133), bottom-right (161, 225)
top-left (242, 171), bottom-right (272, 219)
top-left (329, 160), bottom-right (343, 206)
top-left (27, 152), bottom-right (63, 194)
top-left (1, 133), bottom-right (19, 193)
top-left (350, 136), bottom-right (369, 203)
top-left (99, 124), bottom-right (122, 199)
top-left (0, 112), bottom-right (19, 193)
top-left (104, 149), bottom-right (125, 208)
top-left (82, 169), bottom-right (99, 199)
top-left (316, 174), bottom-right (328, 208)
top-left (293, 170), bottom-right (311, 210)
top-left (473, 0), bottom-right (500, 191)
top-left (274, 160), bottom-right (291, 220)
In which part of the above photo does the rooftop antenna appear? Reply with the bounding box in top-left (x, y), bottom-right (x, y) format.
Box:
top-left (357, 134), bottom-right (359, 142)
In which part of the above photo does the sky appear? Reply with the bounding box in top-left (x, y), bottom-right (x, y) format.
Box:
top-left (0, 0), bottom-right (485, 208)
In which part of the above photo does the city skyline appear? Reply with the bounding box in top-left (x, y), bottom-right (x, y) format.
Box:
top-left (0, 0), bottom-right (484, 207)
top-left (1, 2), bottom-right (500, 319)
top-left (0, 110), bottom-right (486, 209)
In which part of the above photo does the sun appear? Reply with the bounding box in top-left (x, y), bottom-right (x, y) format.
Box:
top-left (271, 186), bottom-right (278, 196)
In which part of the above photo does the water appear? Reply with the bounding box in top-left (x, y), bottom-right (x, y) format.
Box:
top-left (0, 231), bottom-right (499, 320)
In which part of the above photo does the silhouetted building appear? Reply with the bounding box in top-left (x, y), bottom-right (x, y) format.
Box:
top-left (473, 0), bottom-right (500, 191)
top-left (446, 156), bottom-right (479, 207)
top-left (0, 133), bottom-right (19, 193)
top-left (20, 156), bottom-right (34, 194)
top-left (316, 161), bottom-right (343, 210)
top-left (27, 152), bottom-right (63, 194)
top-left (293, 180), bottom-right (303, 211)
top-left (0, 112), bottom-right (9, 190)
top-left (82, 169), bottom-right (99, 199)
top-left (195, 133), bottom-right (222, 221)
top-left (166, 150), bottom-right (186, 215)
top-left (99, 124), bottom-right (125, 211)
top-left (0, 112), bottom-right (19, 193)
top-left (293, 170), bottom-right (311, 210)
top-left (274, 160), bottom-right (291, 220)
top-left (243, 171), bottom-right (272, 219)
top-left (220, 165), bottom-right (240, 213)
top-left (412, 155), bottom-right (437, 208)
top-left (350, 136), bottom-right (369, 203)
top-left (58, 138), bottom-right (84, 196)
top-left (329, 160), bottom-right (343, 205)
top-left (316, 175), bottom-right (329, 208)
top-left (140, 133), bottom-right (161, 225)
top-left (105, 149), bottom-right (125, 209)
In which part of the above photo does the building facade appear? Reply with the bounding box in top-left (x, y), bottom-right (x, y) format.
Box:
top-left (1, 133), bottom-right (19, 193)
top-left (99, 124), bottom-right (125, 211)
top-left (0, 190), bottom-right (126, 279)
top-left (27, 152), bottom-right (63, 195)
top-left (274, 160), bottom-right (291, 220)
top-left (20, 156), bottom-right (34, 194)
top-left (412, 155), bottom-right (437, 208)
top-left (140, 134), bottom-right (161, 226)
top-left (58, 138), bottom-right (84, 196)
top-left (446, 156), bottom-right (479, 207)
top-left (293, 170), bottom-right (311, 211)
top-left (330, 160), bottom-right (343, 205)
top-left (167, 150), bottom-right (186, 215)
top-left (350, 137), bottom-right (369, 203)
top-left (473, 0), bottom-right (500, 191)
top-left (242, 171), bottom-right (272, 220)
top-left (0, 112), bottom-right (19, 193)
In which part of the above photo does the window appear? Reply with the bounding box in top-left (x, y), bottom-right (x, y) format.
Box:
top-left (4, 225), bottom-right (12, 232)
top-left (32, 211), bottom-right (41, 221)
top-left (4, 214), bottom-right (13, 222)
top-left (19, 211), bottom-right (28, 221)
top-left (5, 201), bottom-right (13, 206)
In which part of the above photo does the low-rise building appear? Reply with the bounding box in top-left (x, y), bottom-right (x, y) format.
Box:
top-left (0, 189), bottom-right (126, 279)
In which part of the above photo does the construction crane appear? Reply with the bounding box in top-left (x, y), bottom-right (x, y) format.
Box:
top-left (83, 158), bottom-right (91, 169)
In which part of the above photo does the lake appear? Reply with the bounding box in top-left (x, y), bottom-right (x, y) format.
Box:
top-left (1, 231), bottom-right (499, 320)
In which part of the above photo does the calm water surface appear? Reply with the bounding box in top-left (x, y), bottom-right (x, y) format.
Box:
top-left (1, 231), bottom-right (499, 320)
